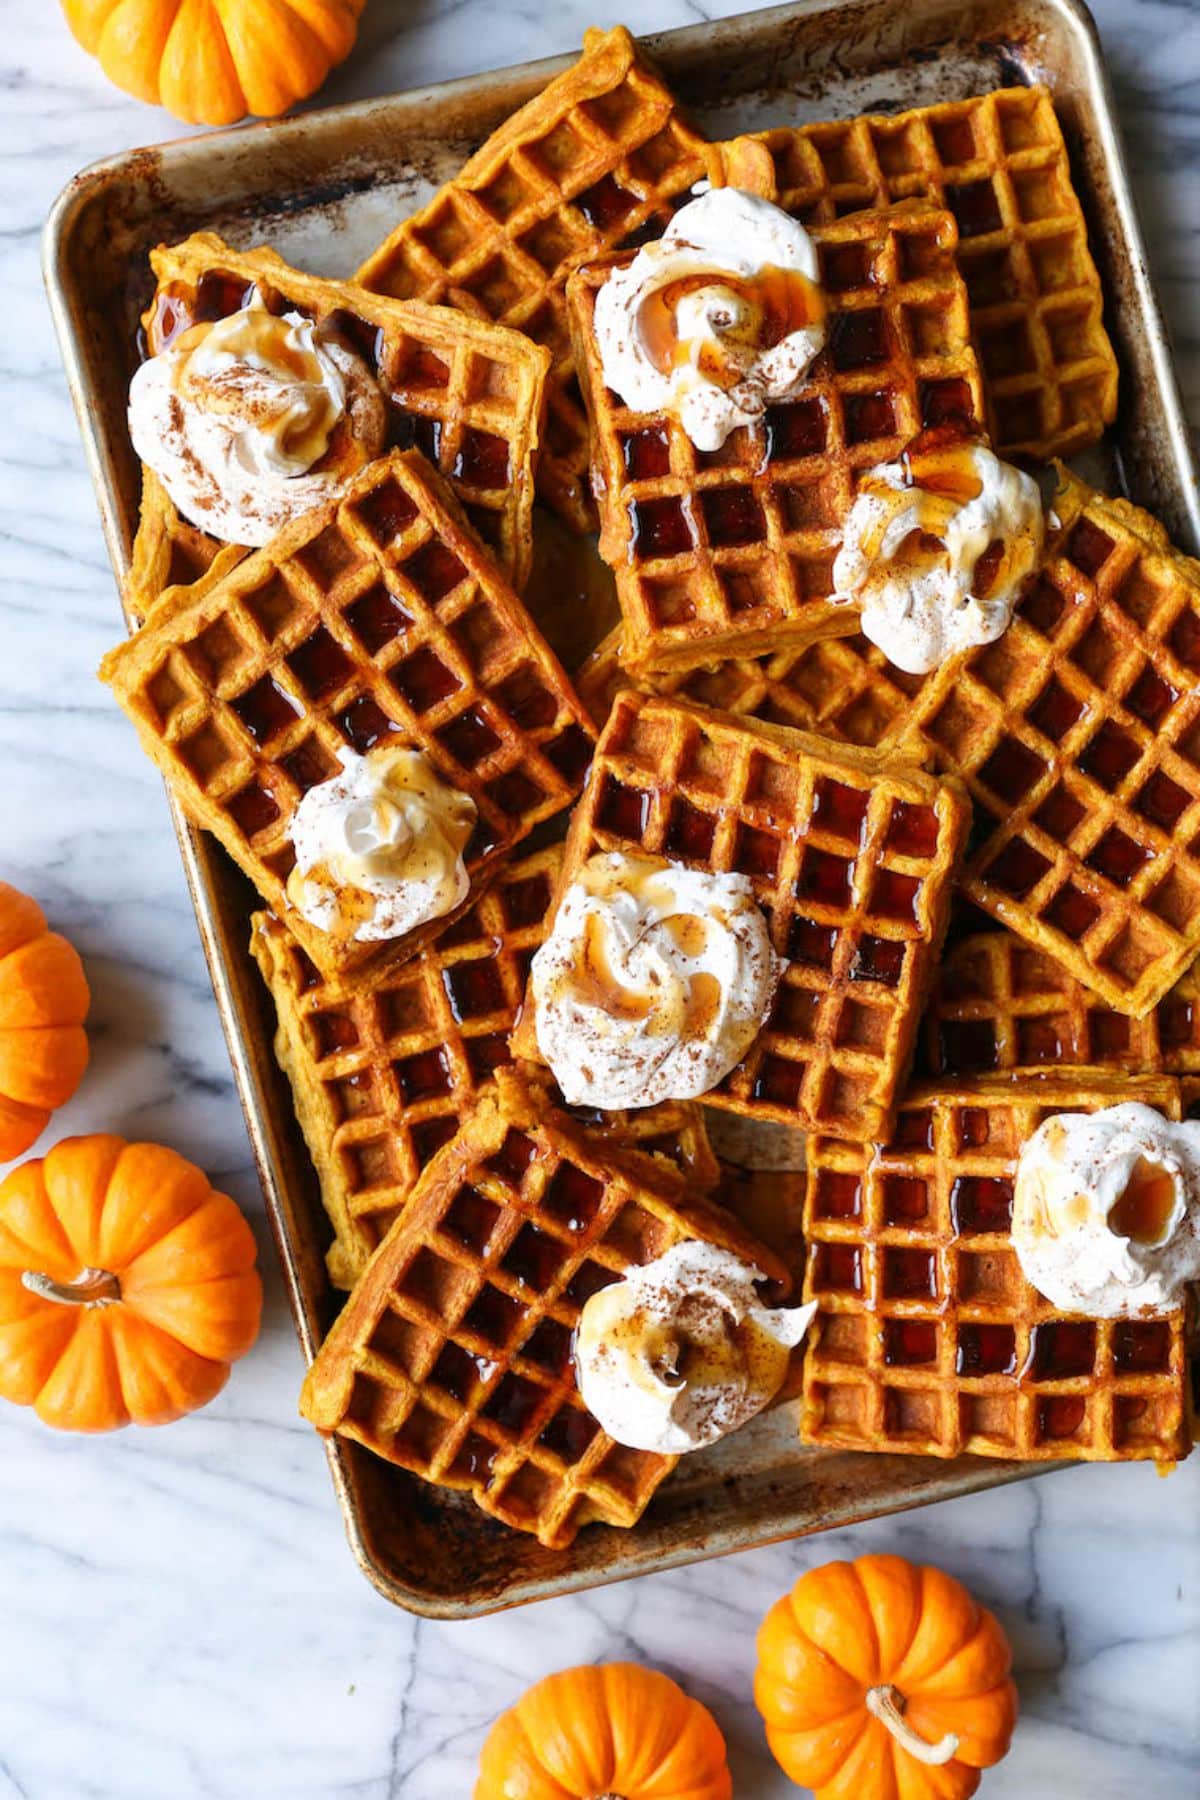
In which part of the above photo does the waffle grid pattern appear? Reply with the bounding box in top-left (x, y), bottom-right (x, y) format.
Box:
top-left (905, 472), bottom-right (1200, 1017)
top-left (712, 85), bottom-right (1117, 460)
top-left (126, 232), bottom-right (551, 618)
top-left (356, 26), bottom-right (709, 531)
top-left (300, 1067), bottom-right (787, 1547)
top-left (102, 450), bottom-right (595, 974)
top-left (802, 1075), bottom-right (1193, 1464)
top-left (568, 203), bottom-right (985, 674)
top-left (515, 690), bottom-right (968, 1140)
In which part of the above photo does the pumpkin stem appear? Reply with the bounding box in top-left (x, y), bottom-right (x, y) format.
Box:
top-left (22, 1266), bottom-right (121, 1308)
top-left (865, 1685), bottom-right (959, 1766)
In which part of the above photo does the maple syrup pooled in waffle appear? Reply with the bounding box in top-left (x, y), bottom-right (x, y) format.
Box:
top-left (511, 689), bottom-right (969, 1142)
top-left (125, 232), bottom-right (551, 618)
top-left (355, 26), bottom-right (709, 533)
top-left (901, 471), bottom-right (1200, 1018)
top-left (567, 202), bottom-right (986, 676)
top-left (802, 1073), bottom-right (1195, 1465)
top-left (924, 929), bottom-right (1200, 1080)
top-left (708, 85), bottom-right (1117, 461)
top-left (299, 1065), bottom-right (790, 1548)
top-left (101, 449), bottom-right (596, 976)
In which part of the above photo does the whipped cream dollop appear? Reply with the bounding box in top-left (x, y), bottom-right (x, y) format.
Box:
top-left (129, 294), bottom-right (386, 546)
top-left (286, 745), bottom-right (475, 943)
top-left (593, 187), bottom-right (826, 452)
top-left (530, 852), bottom-right (781, 1109)
top-left (1013, 1103), bottom-right (1200, 1317)
top-left (574, 1240), bottom-right (816, 1454)
top-left (832, 441), bottom-right (1044, 674)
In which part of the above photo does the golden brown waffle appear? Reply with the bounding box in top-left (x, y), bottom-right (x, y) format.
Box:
top-left (567, 203), bottom-right (985, 675)
top-left (802, 1073), bottom-right (1194, 1465)
top-left (101, 449), bottom-right (595, 976)
top-left (512, 690), bottom-right (969, 1140)
top-left (300, 1065), bottom-right (788, 1547)
top-left (925, 928), bottom-right (1200, 1078)
top-left (903, 470), bottom-right (1200, 1018)
top-left (125, 231), bottom-right (551, 617)
top-left (251, 852), bottom-right (719, 1286)
top-left (578, 625), bottom-right (928, 751)
top-left (356, 27), bottom-right (709, 533)
top-left (710, 86), bottom-right (1117, 461)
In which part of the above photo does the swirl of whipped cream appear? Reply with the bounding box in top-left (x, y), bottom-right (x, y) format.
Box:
top-left (286, 745), bottom-right (475, 944)
top-left (574, 1240), bottom-right (816, 1454)
top-left (128, 294), bottom-right (386, 546)
top-left (529, 851), bottom-right (781, 1109)
top-left (592, 187), bottom-right (826, 453)
top-left (1013, 1102), bottom-right (1200, 1317)
top-left (831, 440), bottom-right (1044, 674)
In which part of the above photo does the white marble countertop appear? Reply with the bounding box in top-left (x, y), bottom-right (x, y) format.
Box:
top-left (2, 1), bottom-right (1198, 1794)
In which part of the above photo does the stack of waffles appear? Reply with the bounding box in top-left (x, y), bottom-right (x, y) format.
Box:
top-left (98, 25), bottom-right (1198, 1553)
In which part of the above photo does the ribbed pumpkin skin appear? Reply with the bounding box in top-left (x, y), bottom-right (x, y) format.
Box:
top-left (0, 882), bottom-right (89, 1162)
top-left (61, 0), bottom-right (366, 126)
top-left (475, 1663), bottom-right (733, 1800)
top-left (755, 1555), bottom-right (1018, 1800)
top-left (0, 1135), bottom-right (262, 1430)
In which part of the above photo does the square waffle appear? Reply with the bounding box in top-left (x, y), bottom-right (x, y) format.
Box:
top-left (567, 202), bottom-right (985, 675)
top-left (902, 470), bottom-right (1200, 1018)
top-left (924, 928), bottom-right (1200, 1080)
top-left (356, 26), bottom-right (709, 533)
top-left (511, 689), bottom-right (969, 1141)
top-left (125, 231), bottom-right (551, 618)
top-left (251, 849), bottom-right (720, 1286)
top-left (709, 85), bottom-right (1117, 460)
top-left (299, 1065), bottom-right (789, 1547)
top-left (101, 449), bottom-right (596, 976)
top-left (579, 625), bottom-right (928, 753)
top-left (802, 1073), bottom-right (1194, 1465)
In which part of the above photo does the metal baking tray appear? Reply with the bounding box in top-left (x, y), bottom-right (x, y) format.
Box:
top-left (44, 0), bottom-right (1198, 1617)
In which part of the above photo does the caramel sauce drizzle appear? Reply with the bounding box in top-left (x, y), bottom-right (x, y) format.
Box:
top-left (638, 263), bottom-right (826, 391)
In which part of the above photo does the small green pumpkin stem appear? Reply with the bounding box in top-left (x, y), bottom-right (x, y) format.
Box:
top-left (866, 1685), bottom-right (959, 1765)
top-left (22, 1266), bottom-right (121, 1308)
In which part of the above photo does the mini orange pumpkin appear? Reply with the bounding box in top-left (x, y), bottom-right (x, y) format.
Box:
top-left (756, 1554), bottom-right (1017, 1800)
top-left (0, 882), bottom-right (89, 1162)
top-left (0, 1135), bottom-right (262, 1431)
top-left (475, 1663), bottom-right (732, 1800)
top-left (61, 0), bottom-right (366, 127)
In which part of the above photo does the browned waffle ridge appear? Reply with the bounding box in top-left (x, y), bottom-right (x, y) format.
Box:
top-left (300, 1064), bottom-right (789, 1547)
top-left (512, 689), bottom-right (969, 1141)
top-left (902, 470), bottom-right (1200, 1018)
top-left (125, 231), bottom-right (551, 618)
top-left (101, 449), bottom-right (596, 976)
top-left (802, 1073), bottom-right (1194, 1465)
top-left (355, 26), bottom-right (709, 533)
top-left (567, 202), bottom-right (985, 675)
top-left (709, 85), bottom-right (1117, 461)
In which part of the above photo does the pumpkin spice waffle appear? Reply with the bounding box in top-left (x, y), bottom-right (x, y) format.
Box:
top-left (511, 690), bottom-right (969, 1141)
top-left (924, 928), bottom-right (1200, 1079)
top-left (356, 26), bottom-right (709, 533)
top-left (300, 1065), bottom-right (789, 1547)
top-left (802, 1073), bottom-right (1195, 1465)
top-left (567, 202), bottom-right (986, 675)
top-left (251, 852), bottom-right (720, 1286)
top-left (101, 449), bottom-right (595, 976)
top-left (710, 85), bottom-right (1117, 461)
top-left (125, 231), bottom-right (551, 618)
top-left (902, 470), bottom-right (1200, 1018)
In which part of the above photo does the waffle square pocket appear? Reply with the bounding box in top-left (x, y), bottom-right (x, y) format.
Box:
top-left (568, 202), bottom-right (985, 675)
top-left (126, 232), bottom-right (551, 618)
top-left (513, 689), bottom-right (969, 1142)
top-left (102, 449), bottom-right (595, 975)
top-left (299, 1066), bottom-right (788, 1547)
top-left (801, 1073), bottom-right (1194, 1465)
